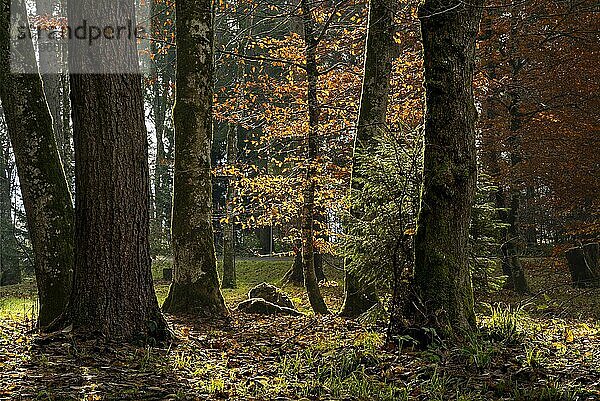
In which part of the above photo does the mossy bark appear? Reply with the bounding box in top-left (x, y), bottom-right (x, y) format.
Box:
top-left (0, 0), bottom-right (73, 326)
top-left (298, 0), bottom-right (329, 315)
top-left (340, 0), bottom-right (394, 317)
top-left (59, 0), bottom-right (169, 341)
top-left (163, 0), bottom-right (227, 316)
top-left (410, 0), bottom-right (483, 338)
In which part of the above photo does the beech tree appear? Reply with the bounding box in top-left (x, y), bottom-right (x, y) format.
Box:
top-left (408, 0), bottom-right (483, 337)
top-left (162, 0), bottom-right (228, 315)
top-left (339, 0), bottom-right (395, 318)
top-left (299, 0), bottom-right (329, 315)
top-left (59, 0), bottom-right (169, 340)
top-left (0, 0), bottom-right (74, 327)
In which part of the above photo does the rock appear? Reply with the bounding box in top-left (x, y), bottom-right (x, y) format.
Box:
top-left (248, 282), bottom-right (296, 310)
top-left (236, 298), bottom-right (303, 316)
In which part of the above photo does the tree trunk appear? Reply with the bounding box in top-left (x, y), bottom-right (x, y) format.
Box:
top-left (222, 124), bottom-right (237, 289)
top-left (498, 186), bottom-right (529, 293)
top-left (59, 0), bottom-right (169, 341)
top-left (150, 0), bottom-right (175, 254)
top-left (299, 0), bottom-right (328, 315)
top-left (0, 0), bottom-right (73, 326)
top-left (163, 0), bottom-right (227, 316)
top-left (0, 113), bottom-right (19, 286)
top-left (340, 0), bottom-right (395, 318)
top-left (283, 246), bottom-right (325, 286)
top-left (36, 0), bottom-right (73, 192)
top-left (410, 0), bottom-right (483, 338)
top-left (498, 7), bottom-right (530, 294)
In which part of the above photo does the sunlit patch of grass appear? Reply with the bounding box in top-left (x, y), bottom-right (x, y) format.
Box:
top-left (154, 283), bottom-right (170, 307)
top-left (521, 344), bottom-right (548, 368)
top-left (0, 296), bottom-right (36, 321)
top-left (218, 259), bottom-right (292, 305)
top-left (480, 302), bottom-right (529, 343)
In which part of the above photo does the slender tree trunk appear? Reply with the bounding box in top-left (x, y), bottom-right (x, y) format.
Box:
top-left (163, 0), bottom-right (227, 316)
top-left (498, 10), bottom-right (529, 294)
top-left (524, 186), bottom-right (537, 249)
top-left (410, 0), bottom-right (483, 337)
top-left (299, 0), bottom-right (328, 314)
top-left (340, 0), bottom-right (395, 318)
top-left (57, 0), bottom-right (169, 340)
top-left (0, 0), bottom-right (73, 326)
top-left (37, 0), bottom-right (73, 192)
top-left (150, 0), bottom-right (175, 253)
top-left (283, 239), bottom-right (325, 285)
top-left (222, 124), bottom-right (237, 289)
top-left (0, 112), bottom-right (19, 286)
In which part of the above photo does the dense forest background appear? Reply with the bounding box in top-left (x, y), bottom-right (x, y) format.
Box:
top-left (0, 0), bottom-right (598, 399)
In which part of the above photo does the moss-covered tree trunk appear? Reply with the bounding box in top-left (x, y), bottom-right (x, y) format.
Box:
top-left (0, 115), bottom-right (19, 286)
top-left (339, 0), bottom-right (395, 318)
top-left (410, 0), bottom-right (483, 337)
top-left (222, 124), bottom-right (237, 289)
top-left (299, 0), bottom-right (328, 315)
top-left (58, 0), bottom-right (169, 341)
top-left (162, 0), bottom-right (227, 316)
top-left (0, 0), bottom-right (73, 326)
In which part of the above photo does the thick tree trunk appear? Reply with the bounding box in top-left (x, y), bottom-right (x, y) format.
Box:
top-left (340, 0), bottom-right (395, 318)
top-left (0, 117), bottom-right (19, 286)
top-left (0, 0), bottom-right (73, 326)
top-left (60, 0), bottom-right (169, 340)
top-left (163, 0), bottom-right (227, 316)
top-left (222, 124), bottom-right (237, 289)
top-left (299, 0), bottom-right (328, 315)
top-left (409, 0), bottom-right (483, 338)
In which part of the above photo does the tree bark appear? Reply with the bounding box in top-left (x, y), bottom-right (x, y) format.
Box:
top-left (222, 124), bottom-right (237, 289)
top-left (150, 0), bottom-right (175, 254)
top-left (162, 0), bottom-right (227, 316)
top-left (282, 246), bottom-right (325, 286)
top-left (340, 0), bottom-right (395, 318)
top-left (0, 112), bottom-right (19, 286)
top-left (59, 0), bottom-right (169, 341)
top-left (0, 0), bottom-right (73, 326)
top-left (410, 0), bottom-right (483, 337)
top-left (299, 0), bottom-right (328, 315)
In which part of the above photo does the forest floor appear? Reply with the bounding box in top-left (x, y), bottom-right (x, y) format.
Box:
top-left (1, 258), bottom-right (599, 400)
